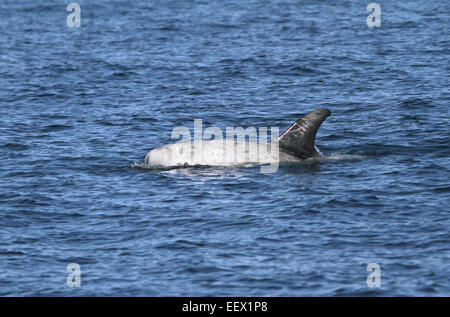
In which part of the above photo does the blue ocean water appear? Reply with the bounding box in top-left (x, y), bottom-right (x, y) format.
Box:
top-left (0, 0), bottom-right (449, 296)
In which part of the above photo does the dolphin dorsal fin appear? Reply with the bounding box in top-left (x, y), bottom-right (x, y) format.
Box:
top-left (277, 108), bottom-right (331, 159)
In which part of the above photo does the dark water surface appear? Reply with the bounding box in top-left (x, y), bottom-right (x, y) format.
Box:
top-left (0, 0), bottom-right (449, 296)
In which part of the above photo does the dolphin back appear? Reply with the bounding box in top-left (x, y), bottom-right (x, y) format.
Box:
top-left (277, 108), bottom-right (331, 159)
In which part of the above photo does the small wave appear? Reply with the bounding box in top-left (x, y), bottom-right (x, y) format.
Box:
top-left (41, 124), bottom-right (73, 132)
top-left (2, 143), bottom-right (29, 150)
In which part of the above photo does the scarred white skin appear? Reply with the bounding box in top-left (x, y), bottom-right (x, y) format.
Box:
top-left (144, 140), bottom-right (299, 169)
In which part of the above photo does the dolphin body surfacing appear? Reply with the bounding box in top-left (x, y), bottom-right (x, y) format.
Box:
top-left (144, 108), bottom-right (331, 171)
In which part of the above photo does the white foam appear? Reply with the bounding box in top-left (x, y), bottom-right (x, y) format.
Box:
top-left (314, 152), bottom-right (367, 162)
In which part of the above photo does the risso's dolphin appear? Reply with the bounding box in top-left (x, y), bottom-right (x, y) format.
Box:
top-left (144, 108), bottom-right (331, 173)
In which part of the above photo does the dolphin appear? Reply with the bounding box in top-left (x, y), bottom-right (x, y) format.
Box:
top-left (144, 108), bottom-right (331, 171)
